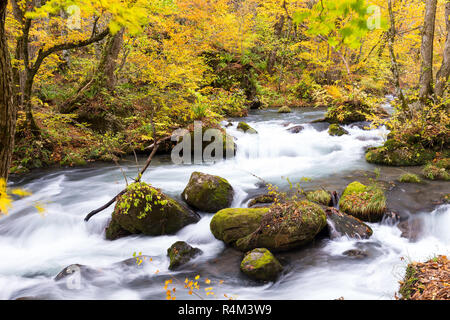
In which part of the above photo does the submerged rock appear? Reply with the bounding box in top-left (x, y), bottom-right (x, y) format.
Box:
top-left (248, 194), bottom-right (275, 208)
top-left (338, 181), bottom-right (386, 222)
top-left (182, 172), bottom-right (234, 213)
top-left (328, 124), bottom-right (349, 136)
top-left (278, 106), bottom-right (292, 113)
top-left (235, 200), bottom-right (327, 252)
top-left (365, 139), bottom-right (435, 166)
top-left (237, 122), bottom-right (257, 134)
top-left (397, 218), bottom-right (422, 241)
top-left (210, 207), bottom-right (269, 245)
top-left (106, 182), bottom-right (200, 240)
top-left (54, 264), bottom-right (102, 282)
top-left (240, 248), bottom-right (282, 281)
top-left (326, 207), bottom-right (373, 239)
top-left (306, 190), bottom-right (332, 206)
top-left (343, 249), bottom-right (368, 259)
top-left (167, 241), bottom-right (202, 270)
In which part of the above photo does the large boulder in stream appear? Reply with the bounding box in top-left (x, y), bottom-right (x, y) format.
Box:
top-left (235, 200), bottom-right (327, 252)
top-left (210, 207), bottom-right (269, 245)
top-left (326, 207), bottom-right (373, 239)
top-left (167, 241), bottom-right (202, 270)
top-left (105, 182), bottom-right (200, 240)
top-left (240, 248), bottom-right (283, 281)
top-left (182, 172), bottom-right (234, 213)
top-left (365, 139), bottom-right (435, 166)
top-left (178, 126), bottom-right (237, 158)
top-left (338, 181), bottom-right (386, 222)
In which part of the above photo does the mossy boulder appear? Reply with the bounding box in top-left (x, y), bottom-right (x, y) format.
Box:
top-left (180, 127), bottom-right (237, 158)
top-left (210, 207), bottom-right (269, 245)
top-left (324, 100), bottom-right (387, 124)
top-left (306, 190), bottom-right (332, 206)
top-left (240, 248), bottom-right (283, 281)
top-left (248, 194), bottom-right (275, 208)
top-left (422, 159), bottom-right (450, 181)
top-left (182, 172), bottom-right (234, 213)
top-left (338, 181), bottom-right (386, 222)
top-left (398, 173), bottom-right (422, 183)
top-left (365, 139), bottom-right (435, 166)
top-left (278, 106), bottom-right (292, 113)
top-left (328, 124), bottom-right (349, 136)
top-left (105, 182), bottom-right (200, 240)
top-left (235, 201), bottom-right (327, 252)
top-left (167, 241), bottom-right (202, 270)
top-left (237, 122), bottom-right (257, 134)
top-left (326, 207), bottom-right (373, 239)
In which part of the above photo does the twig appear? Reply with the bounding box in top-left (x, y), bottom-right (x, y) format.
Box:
top-left (84, 140), bottom-right (162, 222)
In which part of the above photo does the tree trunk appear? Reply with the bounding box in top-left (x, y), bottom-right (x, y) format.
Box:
top-left (435, 1), bottom-right (450, 99)
top-left (387, 0), bottom-right (407, 109)
top-left (97, 28), bottom-right (125, 91)
top-left (0, 0), bottom-right (17, 181)
top-left (419, 0), bottom-right (437, 102)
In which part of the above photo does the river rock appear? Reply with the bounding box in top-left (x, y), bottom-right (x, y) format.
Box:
top-left (366, 139), bottom-right (435, 166)
top-left (338, 181), bottom-right (386, 222)
top-left (237, 122), bottom-right (257, 134)
top-left (182, 172), bottom-right (234, 213)
top-left (54, 264), bottom-right (102, 282)
top-left (278, 106), bottom-right (292, 113)
top-left (248, 194), bottom-right (275, 208)
top-left (240, 248), bottom-right (282, 281)
top-left (235, 200), bottom-right (327, 252)
top-left (167, 241), bottom-right (202, 270)
top-left (287, 125), bottom-right (304, 134)
top-left (326, 207), bottom-right (373, 239)
top-left (328, 124), bottom-right (349, 136)
top-left (106, 182), bottom-right (200, 240)
top-left (397, 218), bottom-right (422, 241)
top-left (210, 207), bottom-right (269, 245)
top-left (343, 249), bottom-right (368, 259)
top-left (179, 126), bottom-right (237, 158)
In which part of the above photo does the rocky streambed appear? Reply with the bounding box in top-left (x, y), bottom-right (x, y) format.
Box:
top-left (1, 106), bottom-right (449, 300)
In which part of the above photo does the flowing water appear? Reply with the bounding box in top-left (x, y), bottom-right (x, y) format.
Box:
top-left (1, 107), bottom-right (449, 300)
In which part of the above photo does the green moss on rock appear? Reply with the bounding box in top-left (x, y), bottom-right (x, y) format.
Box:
top-left (278, 106), bottom-right (292, 113)
top-left (236, 200), bottom-right (327, 252)
top-left (306, 190), bottom-right (332, 206)
top-left (182, 172), bottom-right (234, 213)
top-left (328, 124), bottom-right (349, 136)
top-left (338, 181), bottom-right (386, 222)
top-left (240, 248), bottom-right (282, 281)
top-left (210, 207), bottom-right (269, 244)
top-left (248, 194), bottom-right (275, 208)
top-left (167, 241), bottom-right (202, 270)
top-left (365, 139), bottom-right (435, 166)
top-left (398, 173), bottom-right (422, 183)
top-left (237, 122), bottom-right (257, 134)
top-left (106, 182), bottom-right (200, 240)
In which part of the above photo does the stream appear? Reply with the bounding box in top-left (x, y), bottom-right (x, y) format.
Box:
top-left (1, 106), bottom-right (449, 300)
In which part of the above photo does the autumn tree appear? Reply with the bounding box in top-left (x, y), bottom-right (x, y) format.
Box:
top-left (0, 0), bottom-right (15, 180)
